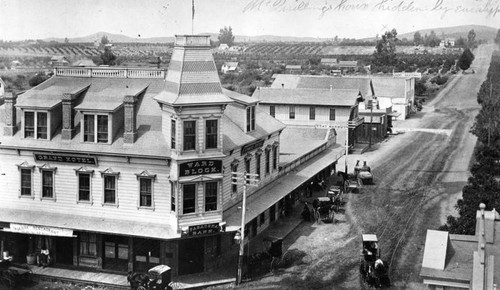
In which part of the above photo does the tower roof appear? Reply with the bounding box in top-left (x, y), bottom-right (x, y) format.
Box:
top-left (154, 35), bottom-right (232, 107)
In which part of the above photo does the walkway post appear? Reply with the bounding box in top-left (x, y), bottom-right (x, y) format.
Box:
top-left (345, 126), bottom-right (349, 173)
top-left (236, 176), bottom-right (247, 285)
top-left (233, 171), bottom-right (259, 285)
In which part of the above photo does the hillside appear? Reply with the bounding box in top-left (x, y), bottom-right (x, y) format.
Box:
top-left (397, 25), bottom-right (497, 41)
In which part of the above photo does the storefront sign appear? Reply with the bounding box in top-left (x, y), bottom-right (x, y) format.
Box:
top-left (3, 223), bottom-right (74, 237)
top-left (179, 160), bottom-right (222, 177)
top-left (34, 153), bottom-right (97, 165)
top-left (187, 223), bottom-right (222, 237)
top-left (241, 139), bottom-right (265, 155)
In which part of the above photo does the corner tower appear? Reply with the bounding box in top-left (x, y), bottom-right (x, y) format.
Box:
top-left (155, 35), bottom-right (232, 159)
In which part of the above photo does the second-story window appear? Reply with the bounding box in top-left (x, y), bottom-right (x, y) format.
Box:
top-left (21, 168), bottom-right (32, 196)
top-left (171, 182), bottom-right (176, 212)
top-left (84, 114), bottom-right (109, 143)
top-left (265, 149), bottom-right (271, 174)
top-left (309, 106), bottom-right (315, 120)
top-left (289, 106), bottom-right (295, 119)
top-left (256, 152), bottom-right (261, 179)
top-left (24, 111), bottom-right (48, 139)
top-left (139, 178), bottom-right (153, 207)
top-left (183, 120), bottom-right (196, 151)
top-left (246, 106), bottom-right (255, 132)
top-left (273, 145), bottom-right (278, 170)
top-left (205, 182), bottom-right (218, 211)
top-left (270, 106), bottom-right (275, 118)
top-left (183, 183), bottom-right (196, 214)
top-left (78, 173), bottom-right (91, 202)
top-left (171, 119), bottom-right (176, 149)
top-left (206, 120), bottom-right (218, 149)
top-left (42, 170), bottom-right (54, 198)
top-left (104, 175), bottom-right (116, 204)
top-left (329, 108), bottom-right (336, 121)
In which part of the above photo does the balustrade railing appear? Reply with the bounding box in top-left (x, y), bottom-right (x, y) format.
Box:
top-left (54, 67), bottom-right (166, 79)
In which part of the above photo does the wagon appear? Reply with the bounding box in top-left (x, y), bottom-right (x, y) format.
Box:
top-left (359, 234), bottom-right (390, 288)
top-left (312, 197), bottom-right (335, 223)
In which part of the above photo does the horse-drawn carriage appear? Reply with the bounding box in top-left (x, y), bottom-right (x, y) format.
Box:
top-left (128, 265), bottom-right (173, 290)
top-left (359, 234), bottom-right (390, 288)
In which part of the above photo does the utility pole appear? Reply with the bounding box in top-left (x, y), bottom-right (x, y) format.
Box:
top-left (232, 171), bottom-right (259, 285)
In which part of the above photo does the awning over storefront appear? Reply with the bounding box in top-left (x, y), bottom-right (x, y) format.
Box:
top-left (1, 223), bottom-right (74, 237)
top-left (224, 146), bottom-right (345, 231)
top-left (0, 208), bottom-right (179, 240)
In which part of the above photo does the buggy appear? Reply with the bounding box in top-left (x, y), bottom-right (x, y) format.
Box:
top-left (359, 234), bottom-right (390, 288)
top-left (312, 197), bottom-right (335, 223)
top-left (327, 185), bottom-right (344, 212)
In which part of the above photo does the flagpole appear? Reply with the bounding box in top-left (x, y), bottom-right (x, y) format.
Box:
top-left (192, 0), bottom-right (195, 35)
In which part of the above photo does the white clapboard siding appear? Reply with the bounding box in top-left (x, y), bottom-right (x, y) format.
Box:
top-left (0, 149), bottom-right (177, 226)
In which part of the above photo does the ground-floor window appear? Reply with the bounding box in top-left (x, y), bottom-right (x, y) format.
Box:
top-left (79, 232), bottom-right (97, 257)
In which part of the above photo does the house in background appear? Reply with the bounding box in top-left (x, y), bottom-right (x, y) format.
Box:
top-left (50, 56), bottom-right (70, 67)
top-left (218, 43), bottom-right (229, 51)
top-left (368, 76), bottom-right (415, 121)
top-left (320, 58), bottom-right (338, 67)
top-left (337, 60), bottom-right (358, 74)
top-left (71, 59), bottom-right (97, 67)
top-left (253, 86), bottom-right (365, 147)
top-left (221, 62), bottom-right (240, 74)
top-left (0, 77), bottom-right (5, 99)
top-left (420, 204), bottom-right (500, 289)
top-left (285, 65), bottom-right (302, 74)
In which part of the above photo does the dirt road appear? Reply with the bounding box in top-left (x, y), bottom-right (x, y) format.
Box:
top-left (239, 44), bottom-right (494, 290)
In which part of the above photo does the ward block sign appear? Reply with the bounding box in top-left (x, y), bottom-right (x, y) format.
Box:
top-left (179, 160), bottom-right (222, 177)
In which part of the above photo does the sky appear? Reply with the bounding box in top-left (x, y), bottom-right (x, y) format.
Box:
top-left (0, 0), bottom-right (499, 41)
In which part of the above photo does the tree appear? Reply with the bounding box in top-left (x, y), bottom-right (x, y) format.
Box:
top-left (29, 72), bottom-right (50, 87)
top-left (64, 37), bottom-right (69, 44)
top-left (413, 31), bottom-right (422, 45)
top-left (218, 26), bottom-right (235, 47)
top-left (100, 47), bottom-right (116, 66)
top-left (100, 35), bottom-right (109, 46)
top-left (372, 29), bottom-right (398, 66)
top-left (467, 29), bottom-right (477, 48)
top-left (424, 30), bottom-right (440, 47)
top-left (457, 48), bottom-right (475, 71)
top-left (495, 29), bottom-right (500, 46)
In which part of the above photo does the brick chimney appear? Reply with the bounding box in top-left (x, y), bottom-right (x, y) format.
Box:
top-left (123, 95), bottom-right (138, 143)
top-left (61, 93), bottom-right (78, 140)
top-left (3, 91), bottom-right (17, 136)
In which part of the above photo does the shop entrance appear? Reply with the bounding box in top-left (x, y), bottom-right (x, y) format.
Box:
top-left (55, 237), bottom-right (74, 265)
top-left (103, 235), bottom-right (129, 272)
top-left (133, 238), bottom-right (160, 273)
top-left (178, 237), bottom-right (204, 275)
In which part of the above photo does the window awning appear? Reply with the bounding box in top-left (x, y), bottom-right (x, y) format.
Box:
top-left (1, 223), bottom-right (74, 237)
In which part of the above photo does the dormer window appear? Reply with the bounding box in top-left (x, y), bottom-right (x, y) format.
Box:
top-left (83, 114), bottom-right (109, 143)
top-left (246, 106), bottom-right (255, 132)
top-left (24, 111), bottom-right (47, 139)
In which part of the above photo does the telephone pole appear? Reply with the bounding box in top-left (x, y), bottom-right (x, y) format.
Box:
top-left (232, 171), bottom-right (259, 285)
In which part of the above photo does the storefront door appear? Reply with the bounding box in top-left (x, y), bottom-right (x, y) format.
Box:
top-left (103, 235), bottom-right (129, 272)
top-left (55, 237), bottom-right (74, 265)
top-left (133, 238), bottom-right (160, 273)
top-left (178, 237), bottom-right (204, 275)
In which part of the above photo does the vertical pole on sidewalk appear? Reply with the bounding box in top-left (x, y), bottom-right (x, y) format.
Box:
top-left (345, 126), bottom-right (349, 173)
top-left (369, 101), bottom-right (373, 149)
top-left (236, 173), bottom-right (247, 285)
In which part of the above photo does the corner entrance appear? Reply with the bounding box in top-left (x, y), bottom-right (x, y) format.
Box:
top-left (178, 237), bottom-right (204, 275)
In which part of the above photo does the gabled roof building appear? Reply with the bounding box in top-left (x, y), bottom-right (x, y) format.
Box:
top-left (0, 35), bottom-right (344, 280)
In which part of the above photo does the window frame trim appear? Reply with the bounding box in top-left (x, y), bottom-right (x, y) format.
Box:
top-left (204, 181), bottom-right (219, 212)
top-left (17, 162), bottom-right (35, 199)
top-left (82, 112), bottom-right (111, 144)
top-left (38, 164), bottom-right (57, 201)
top-left (182, 183), bottom-right (197, 215)
top-left (135, 171), bottom-right (156, 210)
top-left (23, 110), bottom-right (50, 140)
top-left (74, 167), bottom-right (94, 204)
top-left (182, 119), bottom-right (197, 152)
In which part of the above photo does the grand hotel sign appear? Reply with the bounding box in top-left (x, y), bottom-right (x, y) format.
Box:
top-left (179, 160), bottom-right (222, 177)
top-left (34, 153), bottom-right (97, 165)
